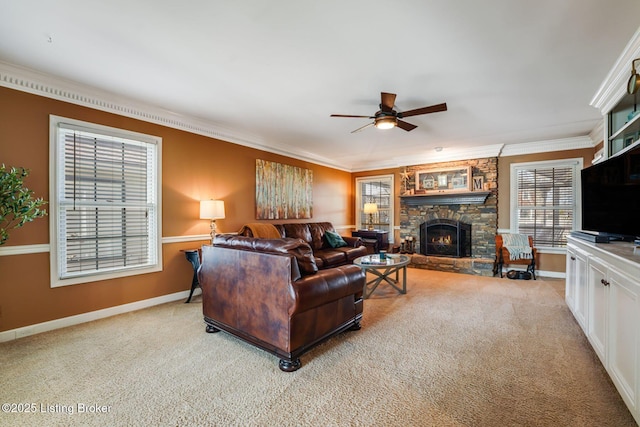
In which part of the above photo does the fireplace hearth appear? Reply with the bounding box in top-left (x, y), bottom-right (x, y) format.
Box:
top-left (420, 219), bottom-right (471, 258)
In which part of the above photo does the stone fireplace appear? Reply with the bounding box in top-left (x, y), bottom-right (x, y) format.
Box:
top-left (420, 219), bottom-right (471, 258)
top-left (398, 157), bottom-right (498, 276)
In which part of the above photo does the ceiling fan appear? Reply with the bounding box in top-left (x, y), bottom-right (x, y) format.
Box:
top-left (330, 92), bottom-right (447, 133)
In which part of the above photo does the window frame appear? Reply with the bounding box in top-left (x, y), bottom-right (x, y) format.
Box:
top-left (355, 174), bottom-right (394, 242)
top-left (49, 115), bottom-right (163, 287)
top-left (509, 158), bottom-right (582, 253)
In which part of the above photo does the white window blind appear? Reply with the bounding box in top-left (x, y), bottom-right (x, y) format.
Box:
top-left (50, 117), bottom-right (161, 285)
top-left (511, 159), bottom-right (581, 249)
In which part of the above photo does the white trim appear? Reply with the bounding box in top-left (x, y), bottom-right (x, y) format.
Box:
top-left (162, 234), bottom-right (210, 244)
top-left (49, 116), bottom-right (163, 287)
top-left (355, 175), bottom-right (395, 241)
top-left (333, 224), bottom-right (356, 231)
top-left (0, 244), bottom-right (49, 256)
top-left (0, 235), bottom-right (224, 257)
top-left (500, 136), bottom-right (595, 157)
top-left (0, 289), bottom-right (198, 343)
top-left (509, 158), bottom-right (583, 248)
top-left (591, 27), bottom-right (640, 115)
top-left (387, 144), bottom-right (504, 170)
top-left (499, 266), bottom-right (566, 279)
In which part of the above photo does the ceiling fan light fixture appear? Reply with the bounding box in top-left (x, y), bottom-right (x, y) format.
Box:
top-left (375, 115), bottom-right (397, 130)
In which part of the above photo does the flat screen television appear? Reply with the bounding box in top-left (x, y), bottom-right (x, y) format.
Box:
top-left (581, 143), bottom-right (640, 239)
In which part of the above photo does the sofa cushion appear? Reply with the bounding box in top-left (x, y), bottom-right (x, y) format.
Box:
top-left (324, 230), bottom-right (348, 248)
top-left (283, 223), bottom-right (313, 246)
top-left (213, 234), bottom-right (318, 275)
top-left (314, 249), bottom-right (348, 268)
top-left (308, 222), bottom-right (335, 250)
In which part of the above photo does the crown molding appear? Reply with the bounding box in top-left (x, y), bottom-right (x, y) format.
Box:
top-left (589, 119), bottom-right (605, 145)
top-left (591, 27), bottom-right (640, 114)
top-left (0, 60), bottom-right (606, 173)
top-left (499, 136), bottom-right (595, 157)
top-left (0, 61), bottom-right (351, 172)
top-left (364, 144), bottom-right (505, 170)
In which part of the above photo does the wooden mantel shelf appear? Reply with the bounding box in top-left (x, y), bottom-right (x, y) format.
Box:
top-left (400, 191), bottom-right (490, 206)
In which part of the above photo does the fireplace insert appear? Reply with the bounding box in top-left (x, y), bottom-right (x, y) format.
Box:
top-left (420, 219), bottom-right (471, 258)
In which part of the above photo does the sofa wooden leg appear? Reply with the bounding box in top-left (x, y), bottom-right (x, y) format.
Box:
top-left (349, 321), bottom-right (362, 331)
top-left (279, 358), bottom-right (301, 372)
top-left (205, 324), bottom-right (220, 333)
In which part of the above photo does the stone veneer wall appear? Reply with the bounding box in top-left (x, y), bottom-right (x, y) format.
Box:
top-left (399, 157), bottom-right (498, 276)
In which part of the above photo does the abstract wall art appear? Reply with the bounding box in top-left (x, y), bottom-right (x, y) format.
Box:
top-left (255, 159), bottom-right (313, 219)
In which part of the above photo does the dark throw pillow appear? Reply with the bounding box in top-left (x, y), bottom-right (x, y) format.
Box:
top-left (325, 230), bottom-right (348, 248)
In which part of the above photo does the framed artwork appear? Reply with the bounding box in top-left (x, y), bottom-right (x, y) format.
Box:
top-left (415, 166), bottom-right (472, 192)
top-left (255, 159), bottom-right (313, 219)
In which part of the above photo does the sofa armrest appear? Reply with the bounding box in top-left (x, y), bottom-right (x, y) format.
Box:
top-left (343, 236), bottom-right (363, 248)
top-left (291, 265), bottom-right (365, 314)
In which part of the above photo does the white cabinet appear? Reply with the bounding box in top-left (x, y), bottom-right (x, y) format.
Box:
top-left (567, 236), bottom-right (640, 424)
top-left (565, 243), bottom-right (588, 329)
top-left (608, 267), bottom-right (640, 415)
top-left (587, 256), bottom-right (608, 364)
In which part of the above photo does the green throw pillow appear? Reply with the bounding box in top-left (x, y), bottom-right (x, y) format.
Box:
top-left (325, 230), bottom-right (348, 248)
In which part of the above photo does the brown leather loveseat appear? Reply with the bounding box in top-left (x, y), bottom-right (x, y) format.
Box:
top-left (239, 222), bottom-right (368, 269)
top-left (199, 234), bottom-right (366, 371)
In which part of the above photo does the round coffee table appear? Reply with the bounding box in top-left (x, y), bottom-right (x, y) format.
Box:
top-left (353, 254), bottom-right (410, 298)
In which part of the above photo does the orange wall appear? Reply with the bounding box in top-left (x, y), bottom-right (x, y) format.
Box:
top-left (0, 87), bottom-right (353, 332)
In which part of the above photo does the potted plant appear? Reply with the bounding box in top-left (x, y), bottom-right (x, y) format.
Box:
top-left (0, 164), bottom-right (47, 246)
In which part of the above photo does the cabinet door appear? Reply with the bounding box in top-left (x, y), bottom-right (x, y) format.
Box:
top-left (587, 257), bottom-right (608, 365)
top-left (608, 267), bottom-right (640, 414)
top-left (573, 249), bottom-right (589, 331)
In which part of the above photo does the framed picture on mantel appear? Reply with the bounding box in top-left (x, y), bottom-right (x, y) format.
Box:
top-left (415, 166), bottom-right (472, 193)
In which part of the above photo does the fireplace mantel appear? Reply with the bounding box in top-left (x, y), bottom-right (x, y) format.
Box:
top-left (400, 191), bottom-right (490, 206)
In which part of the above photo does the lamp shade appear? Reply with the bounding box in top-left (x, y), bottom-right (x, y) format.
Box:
top-left (363, 203), bottom-right (378, 214)
top-left (200, 200), bottom-right (225, 220)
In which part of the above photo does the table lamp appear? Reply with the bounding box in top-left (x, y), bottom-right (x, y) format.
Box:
top-left (200, 199), bottom-right (225, 244)
top-left (363, 203), bottom-right (378, 231)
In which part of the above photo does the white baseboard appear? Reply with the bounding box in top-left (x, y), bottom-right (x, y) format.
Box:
top-left (498, 266), bottom-right (565, 279)
top-left (0, 288), bottom-right (201, 343)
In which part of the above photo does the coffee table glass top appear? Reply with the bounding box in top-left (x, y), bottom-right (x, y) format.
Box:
top-left (354, 254), bottom-right (410, 268)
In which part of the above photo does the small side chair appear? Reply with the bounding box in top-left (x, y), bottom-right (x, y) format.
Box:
top-left (493, 234), bottom-right (537, 280)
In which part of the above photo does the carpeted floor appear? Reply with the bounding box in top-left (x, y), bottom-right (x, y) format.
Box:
top-left (0, 269), bottom-right (636, 426)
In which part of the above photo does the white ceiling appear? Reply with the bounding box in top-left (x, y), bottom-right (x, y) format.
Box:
top-left (1, 0), bottom-right (640, 171)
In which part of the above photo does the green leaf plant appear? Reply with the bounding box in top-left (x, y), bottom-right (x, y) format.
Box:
top-left (0, 164), bottom-right (47, 246)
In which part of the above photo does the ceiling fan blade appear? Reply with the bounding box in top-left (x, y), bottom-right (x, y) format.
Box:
top-left (330, 114), bottom-right (373, 118)
top-left (399, 102), bottom-right (448, 118)
top-left (380, 92), bottom-right (396, 112)
top-left (396, 120), bottom-right (417, 132)
top-left (351, 122), bottom-right (375, 133)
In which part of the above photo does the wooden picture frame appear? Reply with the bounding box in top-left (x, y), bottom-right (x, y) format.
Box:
top-left (415, 166), bottom-right (472, 193)
top-left (472, 176), bottom-right (484, 191)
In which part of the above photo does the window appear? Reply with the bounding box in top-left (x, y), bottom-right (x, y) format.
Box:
top-left (49, 116), bottom-right (162, 287)
top-left (356, 175), bottom-right (394, 241)
top-left (510, 158), bottom-right (582, 250)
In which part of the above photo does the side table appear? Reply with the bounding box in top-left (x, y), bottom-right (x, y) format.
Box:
top-left (351, 230), bottom-right (389, 254)
top-left (181, 249), bottom-right (201, 303)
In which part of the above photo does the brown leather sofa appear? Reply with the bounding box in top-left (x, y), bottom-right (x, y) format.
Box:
top-left (239, 222), bottom-right (368, 268)
top-left (199, 234), bottom-right (366, 371)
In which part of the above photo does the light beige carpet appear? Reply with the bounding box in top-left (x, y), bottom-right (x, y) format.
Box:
top-left (0, 269), bottom-right (636, 427)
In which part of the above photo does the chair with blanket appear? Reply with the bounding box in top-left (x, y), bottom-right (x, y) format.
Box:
top-left (493, 233), bottom-right (537, 280)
